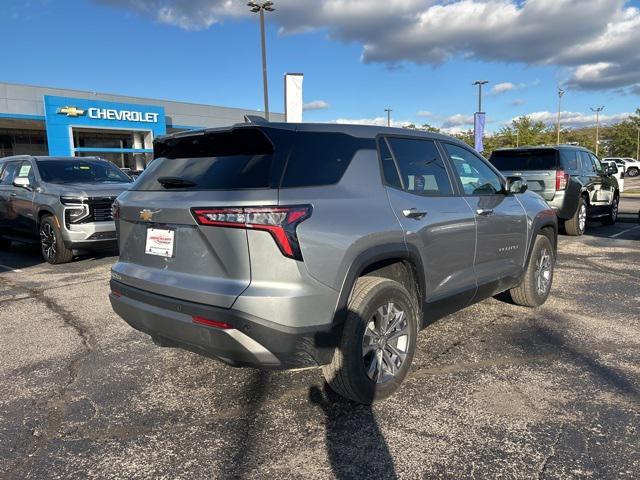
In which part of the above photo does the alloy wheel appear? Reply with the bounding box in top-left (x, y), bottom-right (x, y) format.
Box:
top-left (611, 198), bottom-right (618, 221)
top-left (362, 302), bottom-right (410, 384)
top-left (40, 223), bottom-right (57, 261)
top-left (535, 247), bottom-right (552, 296)
top-left (578, 204), bottom-right (587, 233)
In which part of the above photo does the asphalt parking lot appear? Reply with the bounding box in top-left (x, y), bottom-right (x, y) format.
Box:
top-left (1, 205), bottom-right (639, 479)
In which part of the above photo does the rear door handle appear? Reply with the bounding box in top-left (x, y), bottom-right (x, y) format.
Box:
top-left (10, 193), bottom-right (17, 197)
top-left (476, 208), bottom-right (494, 216)
top-left (402, 208), bottom-right (427, 219)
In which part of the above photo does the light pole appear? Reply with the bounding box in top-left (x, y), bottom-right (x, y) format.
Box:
top-left (248, 1), bottom-right (275, 121)
top-left (473, 80), bottom-right (489, 152)
top-left (473, 80), bottom-right (489, 113)
top-left (516, 131), bottom-right (519, 148)
top-left (590, 106), bottom-right (605, 156)
top-left (556, 88), bottom-right (565, 145)
top-left (384, 108), bottom-right (392, 127)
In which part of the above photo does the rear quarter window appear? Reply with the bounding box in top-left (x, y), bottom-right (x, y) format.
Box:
top-left (560, 150), bottom-right (579, 170)
top-left (280, 132), bottom-right (375, 188)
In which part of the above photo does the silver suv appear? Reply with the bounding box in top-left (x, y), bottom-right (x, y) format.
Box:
top-left (0, 156), bottom-right (132, 264)
top-left (109, 123), bottom-right (557, 404)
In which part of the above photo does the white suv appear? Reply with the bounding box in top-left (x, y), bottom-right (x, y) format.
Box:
top-left (603, 157), bottom-right (640, 177)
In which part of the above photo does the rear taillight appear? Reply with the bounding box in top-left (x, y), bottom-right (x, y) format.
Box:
top-left (192, 205), bottom-right (312, 261)
top-left (555, 170), bottom-right (569, 190)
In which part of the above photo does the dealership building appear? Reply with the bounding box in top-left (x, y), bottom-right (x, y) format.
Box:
top-left (0, 81), bottom-right (284, 170)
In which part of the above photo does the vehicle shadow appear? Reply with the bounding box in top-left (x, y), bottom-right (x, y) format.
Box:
top-left (0, 240), bottom-right (117, 272)
top-left (216, 369), bottom-right (271, 479)
top-left (310, 307), bottom-right (398, 479)
top-left (309, 383), bottom-right (398, 479)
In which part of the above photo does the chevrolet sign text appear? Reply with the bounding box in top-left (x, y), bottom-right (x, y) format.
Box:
top-left (87, 107), bottom-right (159, 123)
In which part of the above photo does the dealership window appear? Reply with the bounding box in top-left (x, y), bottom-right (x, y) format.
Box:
top-left (0, 129), bottom-right (48, 157)
top-left (72, 128), bottom-right (152, 170)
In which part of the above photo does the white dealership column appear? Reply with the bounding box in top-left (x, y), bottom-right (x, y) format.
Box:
top-left (284, 73), bottom-right (303, 123)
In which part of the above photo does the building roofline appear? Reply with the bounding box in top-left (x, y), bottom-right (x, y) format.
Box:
top-left (0, 80), bottom-right (284, 116)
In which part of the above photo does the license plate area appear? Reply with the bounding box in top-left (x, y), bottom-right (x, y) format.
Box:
top-left (145, 227), bottom-right (175, 258)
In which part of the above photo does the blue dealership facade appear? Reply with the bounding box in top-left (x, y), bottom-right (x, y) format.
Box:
top-left (0, 82), bottom-right (283, 169)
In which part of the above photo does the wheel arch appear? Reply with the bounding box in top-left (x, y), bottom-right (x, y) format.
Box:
top-left (333, 243), bottom-right (426, 326)
top-left (525, 211), bottom-right (558, 270)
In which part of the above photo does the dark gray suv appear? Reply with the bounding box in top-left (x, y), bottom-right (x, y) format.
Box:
top-left (0, 156), bottom-right (132, 263)
top-left (490, 146), bottom-right (619, 235)
top-left (109, 123), bottom-right (557, 404)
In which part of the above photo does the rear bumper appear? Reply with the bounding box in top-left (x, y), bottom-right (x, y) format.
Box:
top-left (109, 280), bottom-right (342, 369)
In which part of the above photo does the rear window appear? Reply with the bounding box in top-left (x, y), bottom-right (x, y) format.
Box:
top-left (138, 128), bottom-right (373, 191)
top-left (137, 128), bottom-right (280, 191)
top-left (489, 149), bottom-right (559, 171)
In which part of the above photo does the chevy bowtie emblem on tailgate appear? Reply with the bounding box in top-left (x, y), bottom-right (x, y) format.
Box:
top-left (139, 209), bottom-right (160, 222)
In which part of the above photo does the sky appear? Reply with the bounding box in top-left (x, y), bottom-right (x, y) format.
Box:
top-left (3, 0), bottom-right (640, 133)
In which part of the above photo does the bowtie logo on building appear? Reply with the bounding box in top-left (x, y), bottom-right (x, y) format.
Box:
top-left (57, 106), bottom-right (86, 117)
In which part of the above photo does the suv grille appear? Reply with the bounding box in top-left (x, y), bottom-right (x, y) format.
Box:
top-left (89, 197), bottom-right (117, 222)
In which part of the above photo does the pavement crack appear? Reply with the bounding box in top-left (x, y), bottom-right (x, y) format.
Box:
top-left (537, 425), bottom-right (564, 479)
top-left (0, 276), bottom-right (96, 479)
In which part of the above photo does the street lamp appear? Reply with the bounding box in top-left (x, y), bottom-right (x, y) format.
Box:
top-left (556, 88), bottom-right (565, 145)
top-left (473, 80), bottom-right (489, 152)
top-left (384, 108), bottom-right (392, 127)
top-left (248, 1), bottom-right (275, 121)
top-left (590, 106), bottom-right (605, 156)
top-left (473, 80), bottom-right (489, 113)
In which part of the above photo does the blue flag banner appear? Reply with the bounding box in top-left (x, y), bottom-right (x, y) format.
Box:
top-left (474, 112), bottom-right (486, 153)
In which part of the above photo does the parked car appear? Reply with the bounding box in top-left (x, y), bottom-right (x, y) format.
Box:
top-left (489, 146), bottom-right (619, 236)
top-left (109, 123), bottom-right (557, 404)
top-left (0, 156), bottom-right (132, 263)
top-left (601, 160), bottom-right (625, 193)
top-left (602, 157), bottom-right (640, 177)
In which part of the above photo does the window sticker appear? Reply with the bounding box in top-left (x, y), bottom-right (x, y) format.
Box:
top-left (19, 165), bottom-right (31, 177)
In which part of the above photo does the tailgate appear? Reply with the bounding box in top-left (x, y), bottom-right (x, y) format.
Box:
top-left (503, 169), bottom-right (557, 200)
top-left (113, 190), bottom-right (278, 308)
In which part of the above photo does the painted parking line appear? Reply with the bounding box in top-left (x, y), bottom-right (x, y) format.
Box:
top-left (610, 224), bottom-right (640, 238)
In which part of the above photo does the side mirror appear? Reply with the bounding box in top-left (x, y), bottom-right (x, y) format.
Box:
top-left (606, 165), bottom-right (617, 176)
top-left (506, 176), bottom-right (528, 194)
top-left (13, 177), bottom-right (31, 190)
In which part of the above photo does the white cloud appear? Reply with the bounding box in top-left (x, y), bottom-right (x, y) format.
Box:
top-left (491, 80), bottom-right (539, 95)
top-left (417, 110), bottom-right (432, 117)
top-left (331, 116), bottom-right (413, 128)
top-left (492, 82), bottom-right (516, 94)
top-left (95, 0), bottom-right (640, 91)
top-left (512, 111), bottom-right (633, 128)
top-left (303, 100), bottom-right (330, 111)
top-left (440, 113), bottom-right (474, 129)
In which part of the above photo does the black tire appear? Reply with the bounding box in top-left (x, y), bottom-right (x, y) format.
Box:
top-left (0, 236), bottom-right (10, 250)
top-left (564, 196), bottom-right (587, 236)
top-left (322, 276), bottom-right (418, 404)
top-left (40, 216), bottom-right (73, 264)
top-left (627, 167), bottom-right (639, 177)
top-left (509, 235), bottom-right (555, 308)
top-left (602, 195), bottom-right (619, 225)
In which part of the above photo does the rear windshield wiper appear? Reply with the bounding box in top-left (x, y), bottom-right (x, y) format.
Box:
top-left (157, 176), bottom-right (197, 188)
